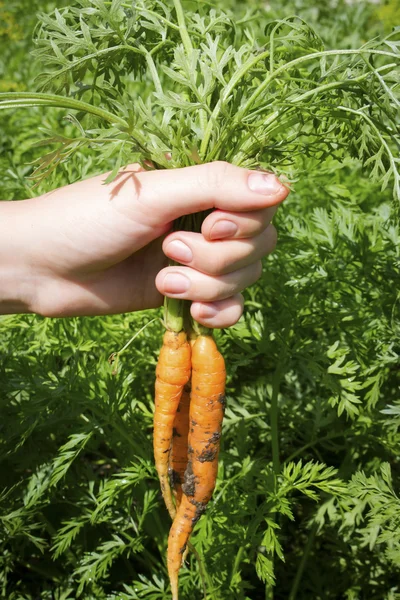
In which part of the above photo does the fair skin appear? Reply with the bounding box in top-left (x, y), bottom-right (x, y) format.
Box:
top-left (0, 161), bottom-right (289, 328)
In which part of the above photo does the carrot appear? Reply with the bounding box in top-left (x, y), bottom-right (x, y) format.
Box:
top-left (167, 333), bottom-right (226, 599)
top-left (169, 382), bottom-right (191, 509)
top-left (154, 330), bottom-right (191, 519)
top-left (169, 337), bottom-right (196, 509)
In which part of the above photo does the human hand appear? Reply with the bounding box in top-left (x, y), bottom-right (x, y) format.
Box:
top-left (1, 161), bottom-right (289, 327)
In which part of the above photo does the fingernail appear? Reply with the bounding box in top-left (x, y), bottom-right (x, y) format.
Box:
top-left (248, 172), bottom-right (283, 195)
top-left (200, 304), bottom-right (218, 319)
top-left (163, 273), bottom-right (190, 294)
top-left (209, 220), bottom-right (238, 240)
top-left (165, 240), bottom-right (193, 262)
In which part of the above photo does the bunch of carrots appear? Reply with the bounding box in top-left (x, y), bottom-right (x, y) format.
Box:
top-left (154, 277), bottom-right (226, 599)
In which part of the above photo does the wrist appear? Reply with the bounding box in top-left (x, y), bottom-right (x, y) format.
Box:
top-left (0, 200), bottom-right (39, 314)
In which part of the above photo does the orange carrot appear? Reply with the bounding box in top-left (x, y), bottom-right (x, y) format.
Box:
top-left (154, 330), bottom-right (191, 519)
top-left (169, 337), bottom-right (196, 509)
top-left (169, 383), bottom-right (191, 509)
top-left (167, 333), bottom-right (226, 599)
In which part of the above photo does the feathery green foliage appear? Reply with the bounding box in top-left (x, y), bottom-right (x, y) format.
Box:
top-left (1, 0), bottom-right (400, 195)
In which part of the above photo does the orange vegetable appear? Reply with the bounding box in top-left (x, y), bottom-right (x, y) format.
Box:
top-left (154, 330), bottom-right (191, 519)
top-left (167, 333), bottom-right (226, 599)
top-left (169, 337), bottom-right (196, 509)
top-left (169, 383), bottom-right (191, 509)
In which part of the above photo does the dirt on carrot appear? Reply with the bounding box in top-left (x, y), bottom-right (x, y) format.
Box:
top-left (154, 330), bottom-right (191, 520)
top-left (167, 333), bottom-right (226, 599)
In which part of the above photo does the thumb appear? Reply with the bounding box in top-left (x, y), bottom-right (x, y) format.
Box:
top-left (109, 161), bottom-right (289, 228)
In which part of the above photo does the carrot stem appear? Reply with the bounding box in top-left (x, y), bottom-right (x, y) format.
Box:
top-left (191, 318), bottom-right (212, 338)
top-left (164, 297), bottom-right (184, 332)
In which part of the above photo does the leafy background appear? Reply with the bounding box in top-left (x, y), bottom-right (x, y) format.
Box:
top-left (0, 1), bottom-right (399, 599)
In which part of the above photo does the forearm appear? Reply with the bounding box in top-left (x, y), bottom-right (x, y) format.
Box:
top-left (0, 200), bottom-right (36, 314)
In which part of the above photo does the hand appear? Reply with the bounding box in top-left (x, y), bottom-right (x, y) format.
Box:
top-left (1, 161), bottom-right (288, 327)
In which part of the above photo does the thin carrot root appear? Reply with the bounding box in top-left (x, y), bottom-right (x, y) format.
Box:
top-left (169, 383), bottom-right (191, 508)
top-left (168, 495), bottom-right (199, 600)
top-left (154, 330), bottom-right (191, 519)
top-left (169, 337), bottom-right (196, 515)
top-left (167, 334), bottom-right (226, 598)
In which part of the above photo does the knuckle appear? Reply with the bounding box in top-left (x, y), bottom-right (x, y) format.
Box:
top-left (269, 224), bottom-right (278, 246)
top-left (206, 255), bottom-right (228, 276)
top-left (236, 293), bottom-right (245, 311)
top-left (228, 294), bottom-right (245, 323)
top-left (265, 224), bottom-right (278, 252)
top-left (195, 247), bottom-right (229, 276)
top-left (251, 216), bottom-right (267, 235)
top-left (35, 284), bottom-right (71, 318)
top-left (253, 260), bottom-right (263, 282)
top-left (199, 160), bottom-right (232, 191)
top-left (209, 279), bottom-right (229, 302)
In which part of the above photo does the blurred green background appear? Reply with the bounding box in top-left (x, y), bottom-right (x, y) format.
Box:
top-left (0, 1), bottom-right (399, 600)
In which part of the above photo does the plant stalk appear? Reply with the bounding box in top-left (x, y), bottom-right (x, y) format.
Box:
top-left (288, 524), bottom-right (317, 600)
top-left (270, 365), bottom-right (282, 474)
top-left (200, 47), bottom-right (398, 159)
top-left (173, 0), bottom-right (193, 54)
top-left (230, 545), bottom-right (245, 585)
top-left (266, 582), bottom-right (274, 600)
top-left (164, 297), bottom-right (185, 333)
top-left (0, 92), bottom-right (128, 128)
top-left (238, 48), bottom-right (399, 122)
